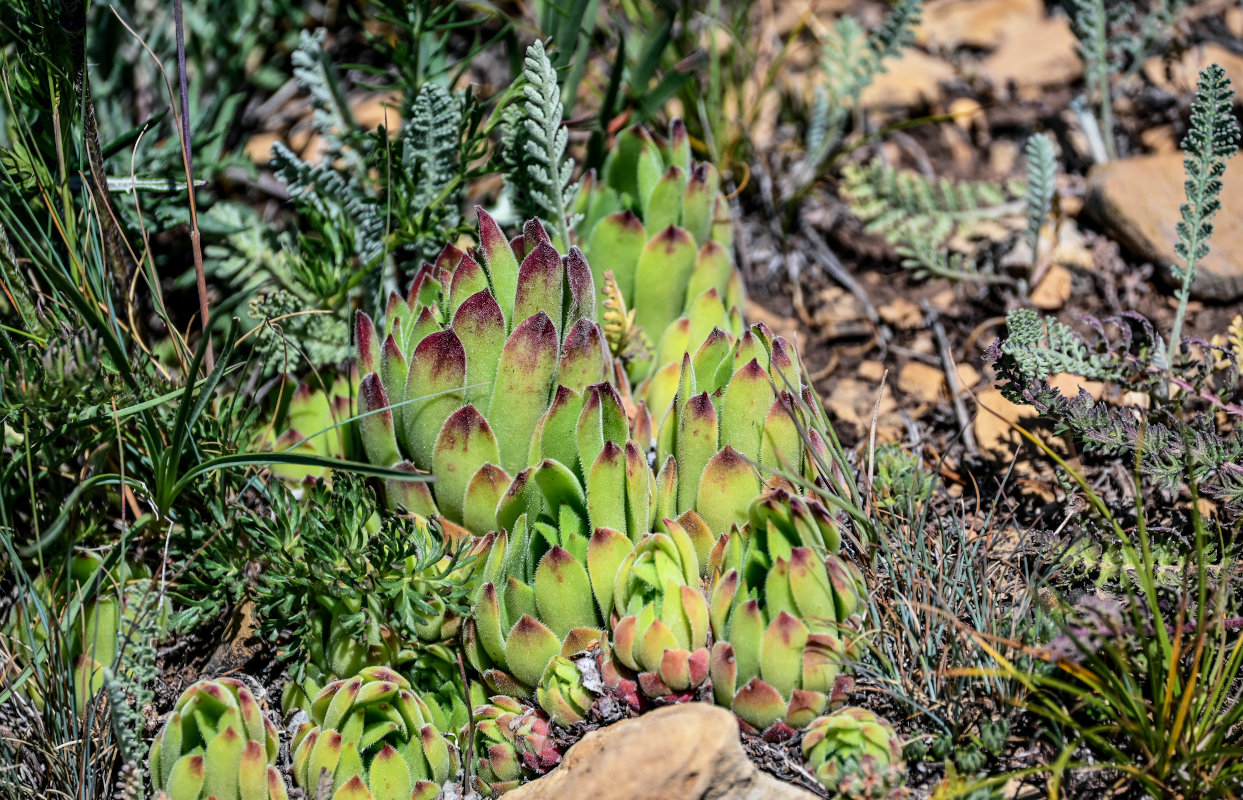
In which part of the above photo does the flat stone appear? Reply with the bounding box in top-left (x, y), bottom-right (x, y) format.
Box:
top-left (1086, 153), bottom-right (1243, 301)
top-left (1030, 264), bottom-right (1072, 310)
top-left (504, 704), bottom-right (818, 800)
top-left (861, 49), bottom-right (955, 109)
top-left (983, 16), bottom-right (1083, 89)
top-left (1142, 43), bottom-right (1243, 97)
top-left (898, 361), bottom-right (949, 404)
top-left (918, 0), bottom-right (1044, 50)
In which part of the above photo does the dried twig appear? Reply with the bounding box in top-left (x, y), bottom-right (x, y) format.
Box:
top-left (925, 302), bottom-right (977, 451)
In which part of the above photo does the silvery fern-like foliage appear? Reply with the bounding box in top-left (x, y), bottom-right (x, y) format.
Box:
top-left (1168, 63), bottom-right (1240, 361)
top-left (502, 40), bottom-right (579, 246)
top-left (843, 159), bottom-right (1020, 280)
top-left (989, 309), bottom-right (1130, 388)
top-left (103, 599), bottom-right (160, 768)
top-left (805, 0), bottom-right (922, 173)
top-left (271, 140), bottom-right (386, 273)
top-left (1066, 0), bottom-right (1120, 159)
top-left (987, 309), bottom-right (1243, 507)
top-left (1023, 134), bottom-right (1057, 258)
top-left (1172, 64), bottom-right (1240, 294)
top-left (291, 29), bottom-right (356, 162)
top-left (403, 83), bottom-right (466, 261)
top-left (248, 289), bottom-right (350, 376)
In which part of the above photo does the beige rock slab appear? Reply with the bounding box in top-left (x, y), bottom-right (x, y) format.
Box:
top-left (983, 16), bottom-right (1083, 89)
top-left (1030, 264), bottom-right (1073, 310)
top-left (504, 703), bottom-right (817, 800)
top-left (917, 0), bottom-right (1044, 50)
top-left (1142, 43), bottom-right (1243, 97)
top-left (1086, 153), bottom-right (1243, 301)
top-left (861, 48), bottom-right (955, 109)
top-left (898, 361), bottom-right (949, 404)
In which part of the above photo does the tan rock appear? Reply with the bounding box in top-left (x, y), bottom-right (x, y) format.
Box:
top-left (858, 360), bottom-right (886, 382)
top-left (1030, 264), bottom-right (1072, 310)
top-left (898, 361), bottom-right (948, 403)
top-left (899, 361), bottom-right (981, 403)
top-left (1048, 372), bottom-right (1105, 401)
top-left (825, 378), bottom-right (901, 440)
top-left (974, 387), bottom-right (1038, 458)
top-left (1051, 220), bottom-right (1095, 272)
top-left (1143, 43), bottom-right (1243, 97)
top-left (351, 92), bottom-right (403, 131)
top-left (1140, 124), bottom-right (1178, 155)
top-left (861, 49), bottom-right (955, 109)
top-left (1228, 6), bottom-right (1243, 40)
top-left (929, 288), bottom-right (957, 311)
top-left (984, 17), bottom-right (1083, 89)
top-left (505, 704), bottom-right (818, 800)
top-left (949, 96), bottom-right (984, 131)
top-left (878, 297), bottom-right (923, 329)
top-left (243, 132), bottom-right (280, 164)
top-left (956, 363), bottom-right (981, 391)
top-left (990, 139), bottom-right (1021, 177)
top-left (918, 0), bottom-right (1044, 50)
top-left (1086, 153), bottom-right (1243, 301)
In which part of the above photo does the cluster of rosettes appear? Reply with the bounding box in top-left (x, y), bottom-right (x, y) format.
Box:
top-left (229, 123), bottom-right (906, 799)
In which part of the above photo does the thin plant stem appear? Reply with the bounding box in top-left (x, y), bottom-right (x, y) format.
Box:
top-left (173, 0), bottom-right (213, 372)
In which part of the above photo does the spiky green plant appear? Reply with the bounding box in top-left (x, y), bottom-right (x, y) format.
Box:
top-left (606, 527), bottom-right (711, 699)
top-left (574, 120), bottom-right (744, 399)
top-left (707, 488), bottom-right (864, 736)
top-left (148, 678), bottom-right (287, 800)
top-left (802, 707), bottom-right (906, 800)
top-left (356, 212), bottom-right (818, 538)
top-left (470, 695), bottom-right (560, 796)
top-left (536, 655), bottom-right (595, 726)
top-left (290, 667), bottom-right (454, 800)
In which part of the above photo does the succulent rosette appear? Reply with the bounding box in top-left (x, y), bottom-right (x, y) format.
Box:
top-left (607, 527), bottom-right (711, 699)
top-left (460, 510), bottom-right (616, 697)
top-left (471, 696), bottom-right (561, 796)
top-left (802, 708), bottom-right (907, 800)
top-left (262, 373), bottom-right (358, 485)
top-left (708, 488), bottom-right (866, 736)
top-left (575, 120), bottom-right (743, 398)
top-left (536, 655), bottom-right (596, 726)
top-left (290, 667), bottom-right (454, 800)
top-left (148, 678), bottom-right (287, 800)
top-left (355, 211), bottom-right (611, 524)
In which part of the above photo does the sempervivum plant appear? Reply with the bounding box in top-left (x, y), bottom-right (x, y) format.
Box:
top-left (651, 326), bottom-right (819, 537)
top-left (3, 553), bottom-right (172, 713)
top-left (606, 528), bottom-right (711, 701)
top-left (575, 120), bottom-right (742, 398)
top-left (290, 667), bottom-right (454, 800)
top-left (261, 373), bottom-right (358, 485)
top-left (708, 488), bottom-right (865, 737)
top-left (802, 708), bottom-right (907, 800)
top-left (148, 678), bottom-right (286, 800)
top-left (471, 696), bottom-right (561, 796)
top-left (356, 209), bottom-right (610, 521)
top-left (536, 655), bottom-right (596, 726)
